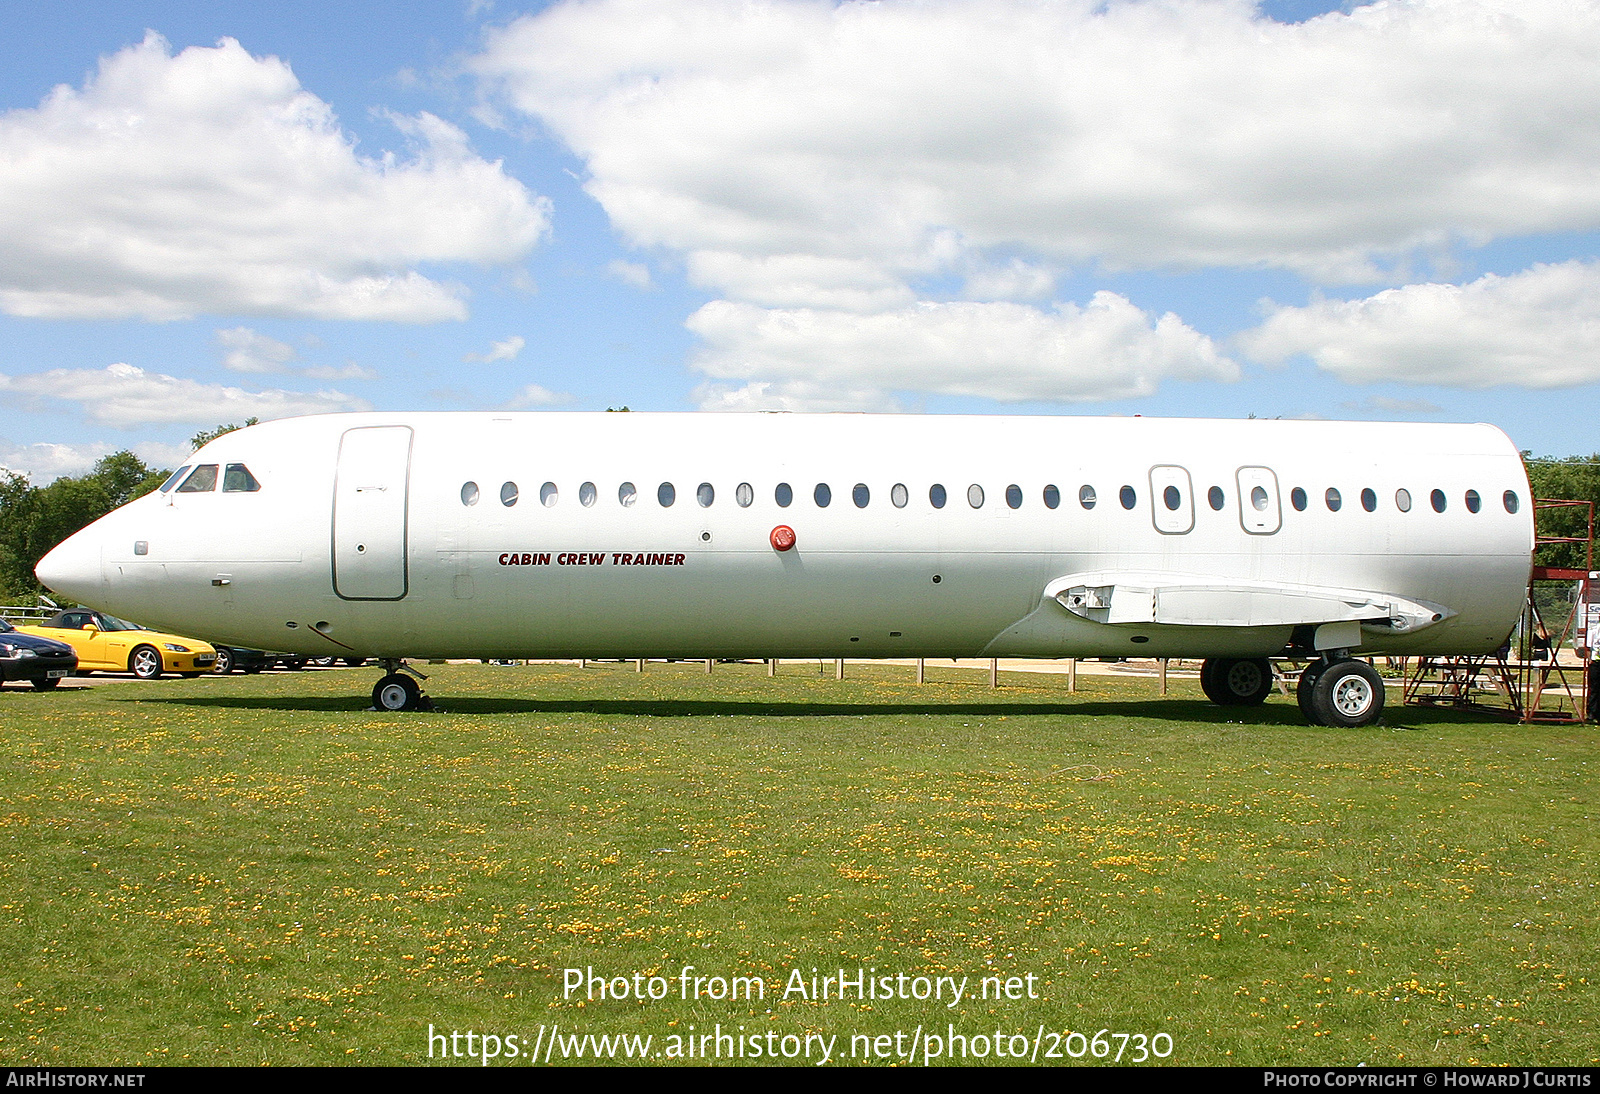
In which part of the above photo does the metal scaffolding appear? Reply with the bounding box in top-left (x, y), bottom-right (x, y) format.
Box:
top-left (1403, 498), bottom-right (1594, 723)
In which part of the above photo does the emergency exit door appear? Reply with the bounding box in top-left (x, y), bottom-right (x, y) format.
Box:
top-left (332, 426), bottom-right (413, 600)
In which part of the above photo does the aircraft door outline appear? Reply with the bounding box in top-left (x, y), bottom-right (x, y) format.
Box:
top-left (332, 425), bottom-right (413, 600)
top-left (1236, 466), bottom-right (1282, 535)
top-left (1148, 465), bottom-right (1195, 534)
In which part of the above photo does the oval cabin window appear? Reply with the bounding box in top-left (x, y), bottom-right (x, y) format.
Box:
top-left (1119, 485), bottom-right (1136, 510)
top-left (500, 482), bottom-right (519, 507)
top-left (1079, 485), bottom-right (1096, 509)
top-left (1043, 484), bottom-right (1059, 509)
top-left (461, 482), bottom-right (479, 506)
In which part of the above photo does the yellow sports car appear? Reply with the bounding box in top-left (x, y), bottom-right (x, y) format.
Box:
top-left (20, 609), bottom-right (217, 679)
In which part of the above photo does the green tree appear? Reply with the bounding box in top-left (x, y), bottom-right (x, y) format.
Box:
top-left (190, 417), bottom-right (259, 451)
top-left (1524, 453), bottom-right (1600, 572)
top-left (0, 452), bottom-right (171, 598)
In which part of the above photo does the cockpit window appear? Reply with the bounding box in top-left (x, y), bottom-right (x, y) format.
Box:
top-left (0, 619), bottom-right (13, 633)
top-left (223, 464), bottom-right (261, 492)
top-left (159, 465), bottom-right (192, 493)
top-left (176, 465), bottom-right (218, 493)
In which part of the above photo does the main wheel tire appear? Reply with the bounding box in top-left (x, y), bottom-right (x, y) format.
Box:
top-left (372, 673), bottom-right (422, 712)
top-left (1297, 662), bottom-right (1327, 723)
top-left (31, 677), bottom-right (61, 690)
top-left (1199, 657), bottom-right (1274, 706)
top-left (1311, 660), bottom-right (1385, 728)
top-left (129, 645), bottom-right (163, 680)
top-left (212, 648), bottom-right (234, 674)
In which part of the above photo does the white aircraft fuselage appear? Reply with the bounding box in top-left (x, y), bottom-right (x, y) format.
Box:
top-left (37, 413), bottom-right (1532, 669)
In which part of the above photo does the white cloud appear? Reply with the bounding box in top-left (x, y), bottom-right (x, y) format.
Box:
top-left (687, 293), bottom-right (1236, 408)
top-left (607, 259), bottom-right (655, 291)
top-left (0, 33), bottom-right (552, 322)
top-left (502, 382), bottom-right (572, 408)
top-left (215, 326), bottom-right (378, 381)
top-left (301, 363), bottom-right (379, 382)
top-left (0, 363), bottom-right (370, 428)
top-left (0, 438), bottom-right (196, 484)
top-left (1239, 261), bottom-right (1600, 388)
top-left (216, 327), bottom-right (298, 373)
top-left (464, 335), bottom-right (526, 363)
top-left (473, 0), bottom-right (1600, 297)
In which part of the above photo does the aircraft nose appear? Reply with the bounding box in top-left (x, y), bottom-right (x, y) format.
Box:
top-left (35, 528), bottom-right (103, 604)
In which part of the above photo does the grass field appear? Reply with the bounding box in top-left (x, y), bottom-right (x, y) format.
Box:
top-left (1, 660), bottom-right (1595, 1067)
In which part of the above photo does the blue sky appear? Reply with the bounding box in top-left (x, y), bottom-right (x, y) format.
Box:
top-left (2, 0), bottom-right (1599, 481)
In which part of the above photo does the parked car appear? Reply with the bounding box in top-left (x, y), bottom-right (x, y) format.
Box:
top-left (211, 646), bottom-right (275, 674)
top-left (0, 618), bottom-right (78, 690)
top-left (19, 610), bottom-right (216, 679)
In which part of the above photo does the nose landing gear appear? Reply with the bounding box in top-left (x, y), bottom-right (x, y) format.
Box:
top-left (371, 660), bottom-right (433, 712)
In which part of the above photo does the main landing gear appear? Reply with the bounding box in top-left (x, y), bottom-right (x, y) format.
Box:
top-left (1296, 657), bottom-right (1384, 728)
top-left (1199, 654), bottom-right (1385, 727)
top-left (371, 660), bottom-right (433, 712)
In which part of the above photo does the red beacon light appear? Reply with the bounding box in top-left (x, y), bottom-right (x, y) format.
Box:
top-left (770, 525), bottom-right (796, 552)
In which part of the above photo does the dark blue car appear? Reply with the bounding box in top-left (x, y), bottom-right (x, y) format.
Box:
top-left (0, 618), bottom-right (78, 690)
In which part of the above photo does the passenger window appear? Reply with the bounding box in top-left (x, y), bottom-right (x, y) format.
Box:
top-left (968, 484), bottom-right (985, 508)
top-left (1163, 485), bottom-right (1181, 511)
top-left (1361, 488), bottom-right (1376, 512)
top-left (853, 483), bottom-right (869, 508)
top-left (500, 482), bottom-right (519, 507)
top-left (222, 464), bottom-right (260, 492)
top-left (1119, 485), bottom-right (1136, 510)
top-left (540, 482), bottom-right (558, 507)
top-left (775, 482), bottom-right (793, 507)
top-left (892, 483), bottom-right (909, 508)
top-left (1431, 489), bottom-right (1446, 513)
top-left (1208, 486), bottom-right (1224, 511)
top-left (1325, 487), bottom-right (1342, 512)
top-left (1290, 487), bottom-right (1307, 512)
top-left (580, 482), bottom-right (597, 507)
top-left (159, 465), bottom-right (191, 493)
top-left (1251, 486), bottom-right (1269, 511)
top-left (736, 483), bottom-right (754, 507)
top-left (1503, 490), bottom-right (1520, 514)
top-left (1396, 488), bottom-right (1412, 512)
top-left (1079, 485), bottom-right (1096, 509)
top-left (618, 482), bottom-right (637, 507)
top-left (177, 465), bottom-right (218, 493)
top-left (461, 481), bottom-right (480, 506)
top-left (1465, 489), bottom-right (1481, 513)
top-left (1043, 484), bottom-right (1059, 509)
top-left (1005, 484), bottom-right (1022, 509)
top-left (658, 482), bottom-right (676, 507)
top-left (930, 484), bottom-right (947, 509)
top-left (697, 483), bottom-right (715, 508)
top-left (814, 483), bottom-right (832, 507)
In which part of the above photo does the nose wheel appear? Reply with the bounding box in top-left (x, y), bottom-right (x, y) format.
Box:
top-left (371, 669), bottom-right (431, 712)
